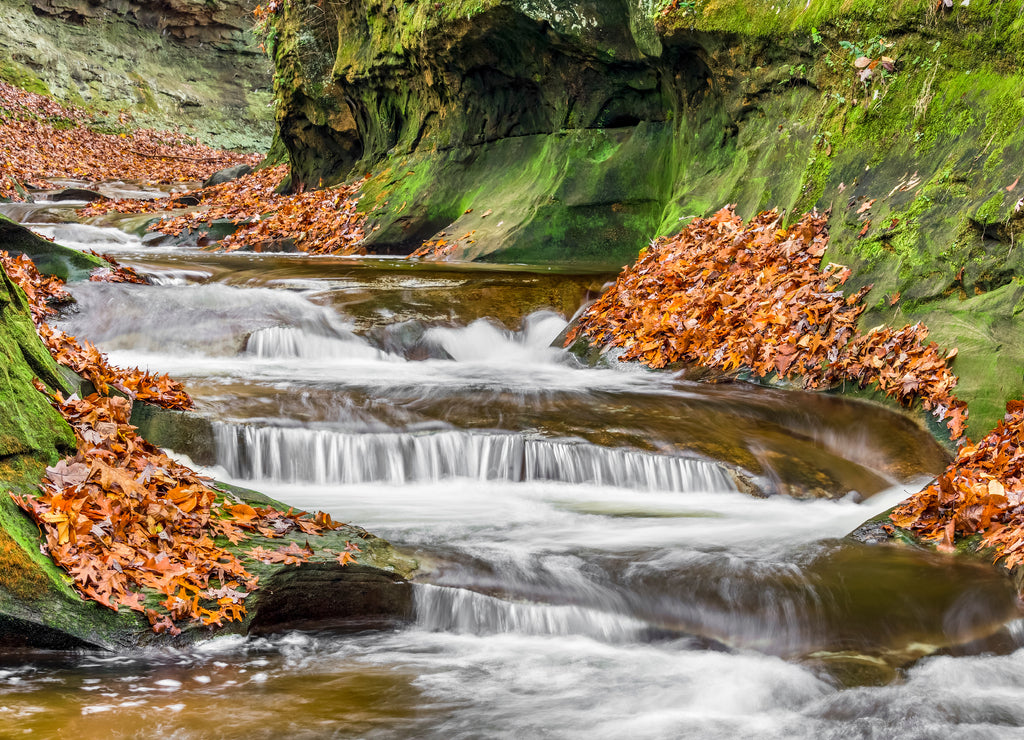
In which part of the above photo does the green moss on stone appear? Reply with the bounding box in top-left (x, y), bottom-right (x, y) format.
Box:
top-left (0, 60), bottom-right (50, 96)
top-left (272, 0), bottom-right (1024, 437)
top-left (0, 215), bottom-right (103, 281)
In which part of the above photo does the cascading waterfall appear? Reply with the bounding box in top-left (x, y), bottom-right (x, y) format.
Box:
top-left (213, 423), bottom-right (739, 492)
top-left (244, 326), bottom-right (389, 361)
top-left (5, 189), bottom-right (1024, 740)
top-left (413, 583), bottom-right (648, 642)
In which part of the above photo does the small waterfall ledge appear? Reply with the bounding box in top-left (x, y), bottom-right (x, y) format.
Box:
top-left (213, 423), bottom-right (741, 493)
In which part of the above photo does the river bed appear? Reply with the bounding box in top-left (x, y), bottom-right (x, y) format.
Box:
top-left (3, 191), bottom-right (1024, 738)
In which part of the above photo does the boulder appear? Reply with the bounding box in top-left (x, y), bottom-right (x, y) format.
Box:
top-left (203, 163), bottom-right (254, 188)
top-left (50, 187), bottom-right (108, 203)
top-left (0, 214), bottom-right (103, 281)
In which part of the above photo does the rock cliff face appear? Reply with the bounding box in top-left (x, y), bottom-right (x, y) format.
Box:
top-left (269, 0), bottom-right (1024, 433)
top-left (273, 0), bottom-right (680, 264)
top-left (28, 0), bottom-right (253, 46)
top-left (0, 0), bottom-right (273, 150)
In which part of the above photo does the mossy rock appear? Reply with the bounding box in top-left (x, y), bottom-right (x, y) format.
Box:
top-left (159, 480), bottom-right (418, 646)
top-left (0, 0), bottom-right (274, 152)
top-left (268, 0), bottom-right (1024, 436)
top-left (0, 463), bottom-right (417, 650)
top-left (0, 214), bottom-right (103, 281)
top-left (0, 260), bottom-right (136, 649)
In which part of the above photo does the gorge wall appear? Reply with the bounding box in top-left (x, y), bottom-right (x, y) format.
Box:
top-left (268, 0), bottom-right (1024, 434)
top-left (0, 0), bottom-right (274, 149)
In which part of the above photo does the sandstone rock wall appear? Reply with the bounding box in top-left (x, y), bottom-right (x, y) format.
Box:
top-left (0, 0), bottom-right (274, 150)
top-left (268, 0), bottom-right (1024, 433)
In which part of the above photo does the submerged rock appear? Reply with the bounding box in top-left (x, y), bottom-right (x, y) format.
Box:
top-left (50, 187), bottom-right (108, 203)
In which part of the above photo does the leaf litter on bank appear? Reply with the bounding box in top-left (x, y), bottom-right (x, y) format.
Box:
top-left (0, 81), bottom-right (258, 200)
top-left (80, 165), bottom-right (368, 256)
top-left (567, 205), bottom-right (1024, 582)
top-left (891, 402), bottom-right (1024, 572)
top-left (565, 206), bottom-right (966, 439)
top-left (1, 79), bottom-right (366, 256)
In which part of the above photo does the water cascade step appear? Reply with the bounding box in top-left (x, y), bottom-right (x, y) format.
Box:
top-left (414, 583), bottom-right (647, 642)
top-left (214, 423), bottom-right (739, 492)
top-left (244, 326), bottom-right (388, 361)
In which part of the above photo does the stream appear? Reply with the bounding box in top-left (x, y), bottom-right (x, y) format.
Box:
top-left (3, 189), bottom-right (1024, 738)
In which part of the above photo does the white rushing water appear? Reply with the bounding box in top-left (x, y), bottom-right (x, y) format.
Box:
top-left (213, 424), bottom-right (739, 491)
top-left (8, 217), bottom-right (1024, 739)
top-left (63, 280), bottom-right (681, 397)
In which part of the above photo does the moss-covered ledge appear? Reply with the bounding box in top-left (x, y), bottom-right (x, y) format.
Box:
top-left (0, 254), bottom-right (134, 649)
top-left (0, 215), bottom-right (103, 280)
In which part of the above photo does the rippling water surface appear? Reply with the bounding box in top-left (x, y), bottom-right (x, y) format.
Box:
top-left (2, 193), bottom-right (1023, 739)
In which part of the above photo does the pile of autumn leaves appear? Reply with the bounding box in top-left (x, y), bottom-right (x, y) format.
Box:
top-left (891, 402), bottom-right (1024, 565)
top-left (3, 253), bottom-right (357, 634)
top-left (567, 207), bottom-right (968, 438)
top-left (80, 166), bottom-right (368, 255)
top-left (0, 78), bottom-right (367, 255)
top-left (568, 206), bottom-right (1024, 571)
top-left (0, 81), bottom-right (259, 200)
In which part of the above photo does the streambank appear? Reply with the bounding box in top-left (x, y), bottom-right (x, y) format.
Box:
top-left (0, 0), bottom-right (273, 151)
top-left (0, 219), bottom-right (415, 650)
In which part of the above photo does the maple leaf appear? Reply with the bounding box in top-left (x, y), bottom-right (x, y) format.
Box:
top-left (279, 541), bottom-right (313, 557)
top-left (117, 590), bottom-right (147, 613)
top-left (224, 502), bottom-right (258, 522)
top-left (45, 460), bottom-right (90, 488)
top-left (947, 405), bottom-right (969, 440)
top-left (773, 344), bottom-right (799, 376)
top-left (337, 551), bottom-right (358, 566)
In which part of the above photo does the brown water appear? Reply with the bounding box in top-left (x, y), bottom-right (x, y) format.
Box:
top-left (1, 190), bottom-right (1022, 739)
